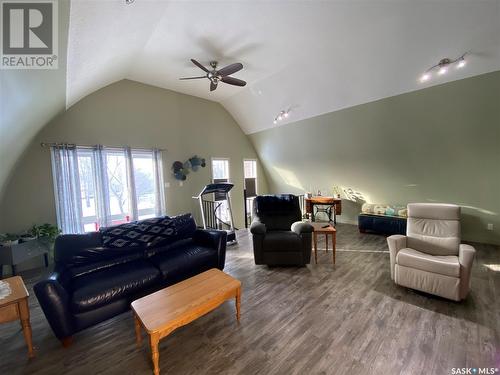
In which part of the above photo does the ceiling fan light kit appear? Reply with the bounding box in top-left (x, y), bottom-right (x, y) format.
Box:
top-left (180, 59), bottom-right (247, 92)
top-left (419, 53), bottom-right (467, 83)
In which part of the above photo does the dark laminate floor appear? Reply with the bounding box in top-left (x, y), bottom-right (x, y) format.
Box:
top-left (1, 224), bottom-right (499, 375)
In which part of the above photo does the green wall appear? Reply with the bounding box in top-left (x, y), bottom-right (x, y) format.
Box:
top-left (249, 71), bottom-right (500, 245)
top-left (0, 79), bottom-right (268, 236)
top-left (0, 0), bottom-right (70, 200)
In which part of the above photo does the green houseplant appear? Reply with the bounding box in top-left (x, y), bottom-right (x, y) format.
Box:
top-left (29, 223), bottom-right (61, 242)
top-left (0, 233), bottom-right (21, 247)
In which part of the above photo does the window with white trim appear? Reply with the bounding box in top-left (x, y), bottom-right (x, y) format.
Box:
top-left (211, 158), bottom-right (230, 223)
top-left (51, 145), bottom-right (165, 233)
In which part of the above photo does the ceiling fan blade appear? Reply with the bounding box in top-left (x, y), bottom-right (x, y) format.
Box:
top-left (191, 59), bottom-right (209, 73)
top-left (210, 81), bottom-right (218, 91)
top-left (221, 76), bottom-right (247, 87)
top-left (179, 76), bottom-right (206, 80)
top-left (217, 63), bottom-right (243, 77)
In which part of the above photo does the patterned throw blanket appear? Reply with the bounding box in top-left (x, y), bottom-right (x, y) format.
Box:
top-left (100, 216), bottom-right (177, 248)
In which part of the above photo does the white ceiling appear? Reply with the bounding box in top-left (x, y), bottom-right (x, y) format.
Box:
top-left (67, 0), bottom-right (500, 134)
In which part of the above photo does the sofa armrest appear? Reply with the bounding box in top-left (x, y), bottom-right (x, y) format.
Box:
top-left (250, 221), bottom-right (266, 235)
top-left (387, 235), bottom-right (407, 280)
top-left (458, 243), bottom-right (476, 300)
top-left (33, 271), bottom-right (75, 340)
top-left (193, 229), bottom-right (227, 270)
top-left (291, 221), bottom-right (313, 235)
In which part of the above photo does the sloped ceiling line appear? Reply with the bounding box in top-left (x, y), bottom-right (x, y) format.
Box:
top-left (67, 0), bottom-right (500, 135)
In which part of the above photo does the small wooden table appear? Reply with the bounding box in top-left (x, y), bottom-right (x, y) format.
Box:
top-left (0, 276), bottom-right (34, 358)
top-left (311, 222), bottom-right (337, 265)
top-left (131, 268), bottom-right (242, 375)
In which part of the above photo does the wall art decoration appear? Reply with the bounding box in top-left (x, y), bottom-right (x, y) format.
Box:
top-left (172, 155), bottom-right (206, 181)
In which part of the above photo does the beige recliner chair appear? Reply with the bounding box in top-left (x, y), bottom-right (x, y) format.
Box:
top-left (387, 203), bottom-right (475, 301)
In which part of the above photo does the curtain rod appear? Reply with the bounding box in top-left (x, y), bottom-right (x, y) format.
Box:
top-left (40, 142), bottom-right (165, 151)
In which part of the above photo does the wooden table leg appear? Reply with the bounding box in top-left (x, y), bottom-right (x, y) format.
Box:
top-left (150, 333), bottom-right (160, 375)
top-left (325, 233), bottom-right (328, 252)
top-left (18, 298), bottom-right (34, 358)
top-left (134, 314), bottom-right (143, 347)
top-left (313, 232), bottom-right (318, 264)
top-left (235, 287), bottom-right (241, 323)
top-left (332, 232), bottom-right (336, 265)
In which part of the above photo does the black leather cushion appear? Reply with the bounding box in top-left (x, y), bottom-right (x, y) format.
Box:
top-left (149, 239), bottom-right (218, 282)
top-left (54, 232), bottom-right (103, 265)
top-left (100, 216), bottom-right (176, 248)
top-left (65, 246), bottom-right (144, 266)
top-left (263, 231), bottom-right (302, 252)
top-left (253, 195), bottom-right (301, 231)
top-left (71, 259), bottom-right (161, 313)
top-left (172, 213), bottom-right (197, 241)
top-left (255, 194), bottom-right (298, 214)
top-left (68, 251), bottom-right (144, 278)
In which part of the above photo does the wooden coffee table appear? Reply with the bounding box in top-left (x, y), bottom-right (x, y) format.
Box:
top-left (0, 276), bottom-right (34, 358)
top-left (311, 222), bottom-right (337, 265)
top-left (131, 268), bottom-right (242, 375)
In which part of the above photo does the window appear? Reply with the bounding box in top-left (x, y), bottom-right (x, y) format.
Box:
top-left (212, 158), bottom-right (230, 182)
top-left (51, 145), bottom-right (165, 233)
top-left (132, 150), bottom-right (157, 220)
top-left (211, 158), bottom-right (230, 223)
top-left (243, 159), bottom-right (257, 196)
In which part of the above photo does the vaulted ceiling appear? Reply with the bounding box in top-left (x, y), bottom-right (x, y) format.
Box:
top-left (68, 0), bottom-right (500, 134)
top-left (1, 0), bottom-right (500, 203)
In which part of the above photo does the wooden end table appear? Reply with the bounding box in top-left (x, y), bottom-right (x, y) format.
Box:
top-left (131, 268), bottom-right (242, 375)
top-left (0, 276), bottom-right (35, 358)
top-left (311, 222), bottom-right (337, 265)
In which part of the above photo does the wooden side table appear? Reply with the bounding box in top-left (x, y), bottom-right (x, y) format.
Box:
top-left (311, 222), bottom-right (337, 265)
top-left (0, 276), bottom-right (35, 358)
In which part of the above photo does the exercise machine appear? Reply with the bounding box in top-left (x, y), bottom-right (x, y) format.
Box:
top-left (193, 183), bottom-right (237, 244)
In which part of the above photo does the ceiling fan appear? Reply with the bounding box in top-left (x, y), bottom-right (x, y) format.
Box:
top-left (180, 59), bottom-right (247, 92)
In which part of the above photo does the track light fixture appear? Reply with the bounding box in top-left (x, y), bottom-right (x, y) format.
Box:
top-left (419, 53), bottom-right (467, 83)
top-left (273, 109), bottom-right (291, 124)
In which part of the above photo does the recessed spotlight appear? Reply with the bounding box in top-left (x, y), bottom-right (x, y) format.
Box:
top-left (438, 66), bottom-right (448, 75)
top-left (273, 109), bottom-right (291, 124)
top-left (457, 59), bottom-right (466, 68)
top-left (420, 73), bottom-right (430, 82)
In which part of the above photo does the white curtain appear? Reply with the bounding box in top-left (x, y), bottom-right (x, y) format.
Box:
top-left (51, 145), bottom-right (166, 233)
top-left (153, 149), bottom-right (166, 216)
top-left (92, 145), bottom-right (112, 228)
top-left (125, 146), bottom-right (139, 221)
top-left (50, 145), bottom-right (84, 233)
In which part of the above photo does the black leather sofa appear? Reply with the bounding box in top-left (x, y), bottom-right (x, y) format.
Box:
top-left (34, 214), bottom-right (226, 346)
top-left (250, 194), bottom-right (313, 266)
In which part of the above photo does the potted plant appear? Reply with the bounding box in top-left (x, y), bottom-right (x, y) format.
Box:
top-left (19, 227), bottom-right (38, 243)
top-left (0, 233), bottom-right (20, 247)
top-left (30, 223), bottom-right (61, 242)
